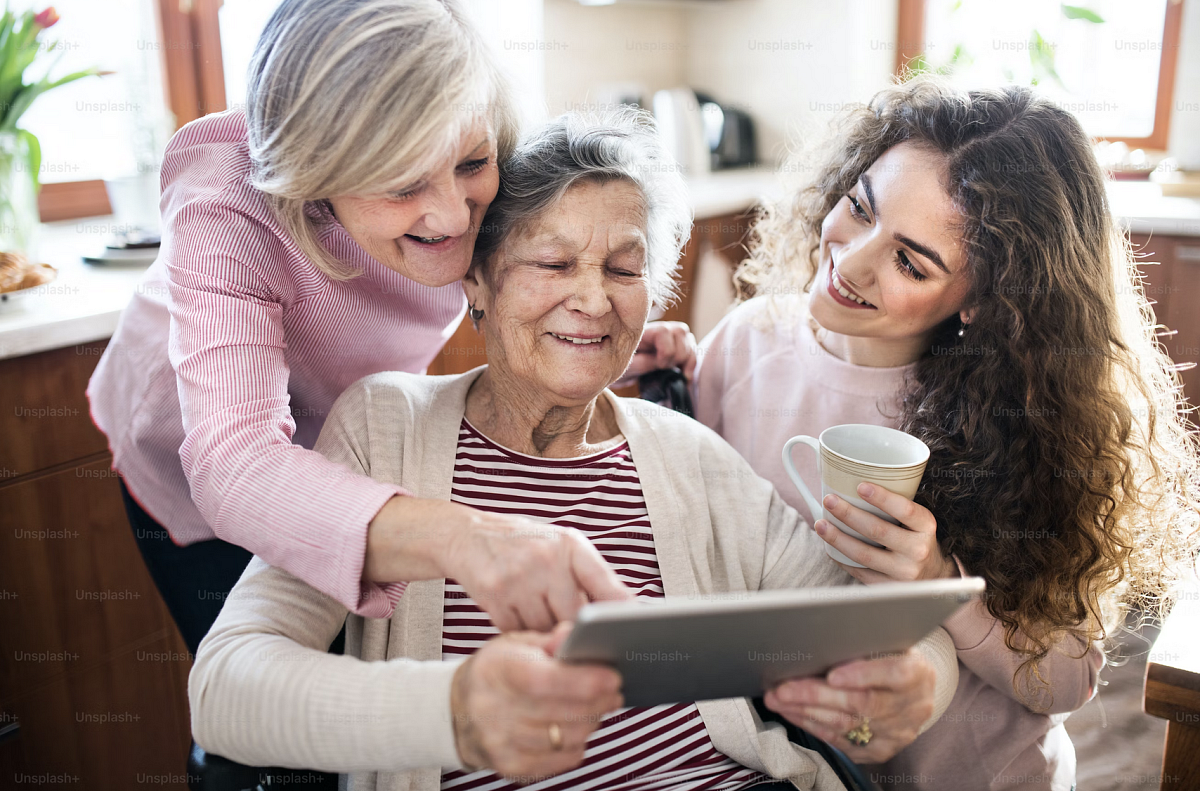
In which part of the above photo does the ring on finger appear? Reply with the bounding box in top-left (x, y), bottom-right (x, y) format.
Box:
top-left (548, 722), bottom-right (564, 751)
top-left (845, 716), bottom-right (872, 747)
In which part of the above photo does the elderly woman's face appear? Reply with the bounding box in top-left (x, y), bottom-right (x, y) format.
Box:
top-left (466, 179), bottom-right (651, 404)
top-left (328, 125), bottom-right (498, 287)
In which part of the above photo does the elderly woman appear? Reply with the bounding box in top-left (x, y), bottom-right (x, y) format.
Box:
top-left (86, 0), bottom-right (691, 657)
top-left (189, 112), bottom-right (959, 791)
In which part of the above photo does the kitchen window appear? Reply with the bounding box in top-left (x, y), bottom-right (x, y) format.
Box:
top-left (32, 0), bottom-right (543, 222)
top-left (895, 0), bottom-right (1184, 150)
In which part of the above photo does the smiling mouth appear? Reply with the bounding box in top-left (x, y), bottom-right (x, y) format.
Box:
top-left (549, 332), bottom-right (607, 346)
top-left (406, 234), bottom-right (449, 244)
top-left (831, 268), bottom-right (876, 308)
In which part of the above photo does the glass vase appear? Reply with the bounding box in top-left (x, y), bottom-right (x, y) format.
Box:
top-left (0, 131), bottom-right (40, 264)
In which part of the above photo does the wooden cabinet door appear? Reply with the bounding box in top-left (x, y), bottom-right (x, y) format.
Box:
top-left (0, 458), bottom-right (191, 790)
top-left (0, 341), bottom-right (111, 478)
top-left (1131, 233), bottom-right (1200, 411)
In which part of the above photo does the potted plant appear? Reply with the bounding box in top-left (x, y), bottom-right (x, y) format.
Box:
top-left (0, 6), bottom-right (100, 263)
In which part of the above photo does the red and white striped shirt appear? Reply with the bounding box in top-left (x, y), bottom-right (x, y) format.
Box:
top-left (441, 419), bottom-right (771, 791)
top-left (87, 110), bottom-right (466, 616)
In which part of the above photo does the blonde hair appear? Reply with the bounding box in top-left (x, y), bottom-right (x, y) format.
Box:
top-left (246, 0), bottom-right (519, 278)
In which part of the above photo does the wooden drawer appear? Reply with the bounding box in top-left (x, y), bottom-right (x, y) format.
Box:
top-left (0, 341), bottom-right (111, 478)
top-left (0, 457), bottom-right (190, 789)
top-left (1131, 234), bottom-right (1200, 411)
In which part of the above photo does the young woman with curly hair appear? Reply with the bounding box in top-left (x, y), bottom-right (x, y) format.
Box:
top-left (693, 78), bottom-right (1200, 790)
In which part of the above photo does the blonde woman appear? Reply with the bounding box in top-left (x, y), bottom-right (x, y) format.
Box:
top-left (87, 0), bottom-right (692, 654)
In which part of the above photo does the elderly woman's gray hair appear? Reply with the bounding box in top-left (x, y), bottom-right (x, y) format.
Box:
top-left (472, 110), bottom-right (693, 306)
top-left (247, 0), bottom-right (519, 279)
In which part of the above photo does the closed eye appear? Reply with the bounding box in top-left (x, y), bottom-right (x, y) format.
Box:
top-left (458, 157), bottom-right (490, 175)
top-left (388, 184), bottom-right (422, 201)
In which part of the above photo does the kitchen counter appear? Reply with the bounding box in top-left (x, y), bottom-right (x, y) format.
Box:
top-left (2, 175), bottom-right (1198, 362)
top-left (0, 219), bottom-right (150, 361)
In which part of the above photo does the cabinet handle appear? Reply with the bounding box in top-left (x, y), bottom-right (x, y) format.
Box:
top-left (1178, 246), bottom-right (1200, 263)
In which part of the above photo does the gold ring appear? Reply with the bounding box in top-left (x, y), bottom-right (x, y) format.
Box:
top-left (845, 716), bottom-right (872, 747)
top-left (548, 722), bottom-right (563, 751)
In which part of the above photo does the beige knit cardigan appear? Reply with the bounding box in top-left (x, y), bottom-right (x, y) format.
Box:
top-left (189, 368), bottom-right (958, 791)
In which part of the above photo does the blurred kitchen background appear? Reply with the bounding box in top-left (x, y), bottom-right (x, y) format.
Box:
top-left (1, 1), bottom-right (1198, 789)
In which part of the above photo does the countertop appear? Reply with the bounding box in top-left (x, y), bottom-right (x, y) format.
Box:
top-left (2, 174), bottom-right (1199, 362)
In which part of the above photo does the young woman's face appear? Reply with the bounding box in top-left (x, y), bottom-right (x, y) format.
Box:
top-left (808, 142), bottom-right (973, 340)
top-left (328, 125), bottom-right (499, 288)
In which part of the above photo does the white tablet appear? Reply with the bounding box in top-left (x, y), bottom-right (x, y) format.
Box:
top-left (557, 577), bottom-right (985, 707)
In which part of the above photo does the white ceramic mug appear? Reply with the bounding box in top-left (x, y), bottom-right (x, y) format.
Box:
top-left (782, 424), bottom-right (930, 568)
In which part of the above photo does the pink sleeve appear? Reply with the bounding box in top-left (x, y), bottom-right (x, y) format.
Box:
top-left (166, 200), bottom-right (406, 618)
top-left (692, 309), bottom-right (738, 434)
top-left (943, 559), bottom-right (1105, 714)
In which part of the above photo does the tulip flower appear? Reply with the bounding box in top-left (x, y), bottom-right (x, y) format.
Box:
top-left (32, 7), bottom-right (58, 29)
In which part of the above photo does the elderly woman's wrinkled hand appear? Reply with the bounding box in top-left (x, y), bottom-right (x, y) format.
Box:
top-left (763, 646), bottom-right (936, 762)
top-left (451, 622), bottom-right (623, 780)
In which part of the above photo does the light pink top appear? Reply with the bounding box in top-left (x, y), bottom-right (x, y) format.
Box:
top-left (693, 296), bottom-right (1105, 791)
top-left (86, 110), bottom-right (467, 617)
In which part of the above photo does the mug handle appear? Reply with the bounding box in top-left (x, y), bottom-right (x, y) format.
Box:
top-left (782, 436), bottom-right (824, 524)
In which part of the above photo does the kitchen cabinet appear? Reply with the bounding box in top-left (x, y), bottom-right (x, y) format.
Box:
top-left (1131, 233), bottom-right (1200, 411)
top-left (0, 341), bottom-right (191, 791)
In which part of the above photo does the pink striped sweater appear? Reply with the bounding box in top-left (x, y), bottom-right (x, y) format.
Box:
top-left (87, 110), bottom-right (467, 616)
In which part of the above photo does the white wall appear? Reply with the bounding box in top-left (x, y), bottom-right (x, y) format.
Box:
top-left (541, 0), bottom-right (897, 164)
top-left (683, 0), bottom-right (898, 163)
top-left (1167, 0), bottom-right (1200, 169)
top-left (463, 0), bottom-right (548, 125)
top-left (542, 0), bottom-right (688, 117)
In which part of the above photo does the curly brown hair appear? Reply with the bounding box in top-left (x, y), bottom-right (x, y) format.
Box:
top-left (736, 77), bottom-right (1200, 707)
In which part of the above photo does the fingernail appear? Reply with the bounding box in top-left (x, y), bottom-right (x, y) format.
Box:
top-left (858, 482), bottom-right (875, 498)
top-left (814, 520), bottom-right (827, 536)
top-left (823, 493), bottom-right (840, 508)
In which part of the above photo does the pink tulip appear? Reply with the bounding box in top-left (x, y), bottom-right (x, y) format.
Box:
top-left (33, 8), bottom-right (60, 29)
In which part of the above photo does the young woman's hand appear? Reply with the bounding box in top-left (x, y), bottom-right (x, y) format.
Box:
top-left (451, 623), bottom-right (623, 780)
top-left (366, 497), bottom-right (633, 632)
top-left (763, 647), bottom-right (936, 763)
top-left (615, 321), bottom-right (697, 385)
top-left (813, 482), bottom-right (959, 583)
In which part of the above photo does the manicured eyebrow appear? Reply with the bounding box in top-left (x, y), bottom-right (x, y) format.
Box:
top-left (861, 174), bottom-right (878, 217)
top-left (894, 233), bottom-right (949, 274)
top-left (861, 174), bottom-right (950, 275)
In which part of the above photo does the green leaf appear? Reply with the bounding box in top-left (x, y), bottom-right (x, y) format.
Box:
top-left (44, 66), bottom-right (101, 92)
top-left (17, 127), bottom-right (39, 193)
top-left (1028, 29), bottom-right (1063, 88)
top-left (1061, 4), bottom-right (1105, 23)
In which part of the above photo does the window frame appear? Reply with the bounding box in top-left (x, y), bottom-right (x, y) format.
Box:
top-left (37, 0), bottom-right (227, 222)
top-left (894, 0), bottom-right (1184, 151)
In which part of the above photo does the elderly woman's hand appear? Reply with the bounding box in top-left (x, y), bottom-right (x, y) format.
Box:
top-left (763, 647), bottom-right (936, 763)
top-left (367, 497), bottom-right (632, 631)
top-left (616, 321), bottom-right (697, 385)
top-left (451, 622), bottom-right (623, 780)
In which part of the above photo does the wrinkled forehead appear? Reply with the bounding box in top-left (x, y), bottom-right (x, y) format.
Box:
top-left (509, 180), bottom-right (649, 256)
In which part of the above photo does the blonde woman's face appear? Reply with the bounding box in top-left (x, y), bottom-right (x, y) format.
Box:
top-left (328, 126), bottom-right (499, 287)
top-left (809, 142), bottom-right (972, 340)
